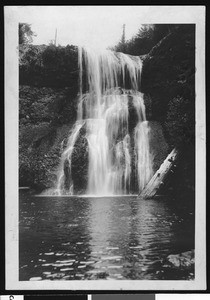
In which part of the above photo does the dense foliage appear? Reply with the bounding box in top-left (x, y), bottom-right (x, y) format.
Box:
top-left (114, 24), bottom-right (178, 55)
top-left (19, 44), bottom-right (78, 88)
top-left (19, 23), bottom-right (36, 45)
top-left (140, 24), bottom-right (195, 147)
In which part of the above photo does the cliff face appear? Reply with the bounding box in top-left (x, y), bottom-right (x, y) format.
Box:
top-left (19, 25), bottom-right (195, 196)
top-left (140, 25), bottom-right (195, 200)
top-left (19, 44), bottom-right (80, 189)
top-left (141, 25), bottom-right (195, 146)
top-left (19, 85), bottom-right (78, 190)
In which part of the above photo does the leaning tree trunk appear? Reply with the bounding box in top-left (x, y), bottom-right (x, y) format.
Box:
top-left (138, 148), bottom-right (179, 199)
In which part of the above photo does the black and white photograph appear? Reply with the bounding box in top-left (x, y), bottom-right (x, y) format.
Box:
top-left (5, 6), bottom-right (206, 290)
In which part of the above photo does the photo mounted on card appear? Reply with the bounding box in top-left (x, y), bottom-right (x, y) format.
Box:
top-left (5, 5), bottom-right (206, 290)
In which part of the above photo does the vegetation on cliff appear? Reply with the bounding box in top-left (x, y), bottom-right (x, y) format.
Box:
top-left (113, 24), bottom-right (176, 56)
top-left (19, 43), bottom-right (78, 88)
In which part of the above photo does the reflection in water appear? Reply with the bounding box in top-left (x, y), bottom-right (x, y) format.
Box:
top-left (19, 191), bottom-right (194, 281)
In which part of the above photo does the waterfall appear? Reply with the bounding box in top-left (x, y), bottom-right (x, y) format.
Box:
top-left (55, 47), bottom-right (153, 196)
top-left (55, 120), bottom-right (85, 195)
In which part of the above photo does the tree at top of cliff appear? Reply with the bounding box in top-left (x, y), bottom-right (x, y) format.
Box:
top-left (19, 23), bottom-right (36, 45)
top-left (113, 24), bottom-right (179, 56)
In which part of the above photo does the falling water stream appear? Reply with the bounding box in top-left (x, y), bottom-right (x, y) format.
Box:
top-left (55, 47), bottom-right (153, 196)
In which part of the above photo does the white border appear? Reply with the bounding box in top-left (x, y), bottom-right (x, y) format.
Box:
top-left (5, 5), bottom-right (206, 290)
top-left (156, 295), bottom-right (210, 300)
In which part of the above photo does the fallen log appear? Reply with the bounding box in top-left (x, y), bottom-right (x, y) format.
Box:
top-left (138, 148), bottom-right (179, 199)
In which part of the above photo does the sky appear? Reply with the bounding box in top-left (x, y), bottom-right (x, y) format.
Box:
top-left (15, 6), bottom-right (201, 50)
top-left (17, 6), bottom-right (147, 49)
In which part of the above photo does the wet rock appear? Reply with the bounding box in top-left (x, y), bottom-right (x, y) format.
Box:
top-left (164, 249), bottom-right (194, 270)
top-left (148, 121), bottom-right (169, 173)
top-left (63, 159), bottom-right (71, 190)
top-left (71, 126), bottom-right (89, 193)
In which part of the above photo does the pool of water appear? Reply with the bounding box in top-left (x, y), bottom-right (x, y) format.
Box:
top-left (19, 191), bottom-right (194, 280)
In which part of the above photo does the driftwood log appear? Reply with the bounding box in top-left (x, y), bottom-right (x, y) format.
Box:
top-left (139, 148), bottom-right (178, 199)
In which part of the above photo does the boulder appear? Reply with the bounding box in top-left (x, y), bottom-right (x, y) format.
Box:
top-left (163, 250), bottom-right (194, 270)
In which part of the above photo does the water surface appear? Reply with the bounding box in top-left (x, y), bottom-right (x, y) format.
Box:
top-left (19, 191), bottom-right (194, 280)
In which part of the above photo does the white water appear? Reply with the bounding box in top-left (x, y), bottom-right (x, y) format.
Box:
top-left (55, 47), bottom-right (153, 196)
top-left (54, 121), bottom-right (85, 195)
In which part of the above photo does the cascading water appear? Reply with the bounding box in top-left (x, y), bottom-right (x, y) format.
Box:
top-left (55, 47), bottom-right (153, 196)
